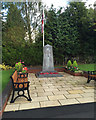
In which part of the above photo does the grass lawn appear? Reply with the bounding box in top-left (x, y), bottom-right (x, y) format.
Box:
top-left (55, 64), bottom-right (96, 72)
top-left (78, 64), bottom-right (96, 71)
top-left (0, 69), bottom-right (14, 93)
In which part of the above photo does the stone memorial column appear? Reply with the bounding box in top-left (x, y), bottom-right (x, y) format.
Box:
top-left (36, 44), bottom-right (63, 77)
top-left (43, 44), bottom-right (54, 71)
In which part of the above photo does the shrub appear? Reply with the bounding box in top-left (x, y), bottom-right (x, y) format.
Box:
top-left (0, 63), bottom-right (12, 70)
top-left (72, 60), bottom-right (78, 68)
top-left (67, 60), bottom-right (72, 67)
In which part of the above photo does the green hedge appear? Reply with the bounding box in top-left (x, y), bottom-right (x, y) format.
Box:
top-left (2, 43), bottom-right (43, 66)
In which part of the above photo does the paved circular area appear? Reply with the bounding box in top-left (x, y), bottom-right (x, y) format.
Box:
top-left (4, 72), bottom-right (95, 112)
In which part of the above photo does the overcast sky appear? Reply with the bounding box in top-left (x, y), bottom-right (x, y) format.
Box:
top-left (42, 0), bottom-right (95, 9)
top-left (42, 0), bottom-right (68, 9)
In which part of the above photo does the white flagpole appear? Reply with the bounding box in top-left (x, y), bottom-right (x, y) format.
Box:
top-left (43, 6), bottom-right (44, 47)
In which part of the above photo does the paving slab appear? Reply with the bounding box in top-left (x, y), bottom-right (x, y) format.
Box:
top-left (76, 97), bottom-right (94, 103)
top-left (40, 100), bottom-right (60, 107)
top-left (68, 90), bottom-right (84, 94)
top-left (52, 91), bottom-right (69, 95)
top-left (82, 89), bottom-right (94, 93)
top-left (48, 95), bottom-right (66, 100)
top-left (44, 88), bottom-right (59, 92)
top-left (19, 102), bottom-right (40, 110)
top-left (71, 86), bottom-right (85, 90)
top-left (58, 87), bottom-right (72, 91)
top-left (64, 94), bottom-right (82, 99)
top-left (37, 92), bottom-right (54, 97)
top-left (59, 98), bottom-right (79, 105)
top-left (32, 96), bottom-right (48, 102)
top-left (4, 104), bottom-right (20, 112)
top-left (80, 93), bottom-right (94, 97)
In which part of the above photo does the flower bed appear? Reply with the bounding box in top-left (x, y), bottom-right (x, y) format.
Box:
top-left (83, 71), bottom-right (88, 78)
top-left (64, 68), bottom-right (83, 76)
top-left (64, 60), bottom-right (83, 76)
top-left (40, 72), bottom-right (59, 75)
top-left (27, 67), bottom-right (65, 73)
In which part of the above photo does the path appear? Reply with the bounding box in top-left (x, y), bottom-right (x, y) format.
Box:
top-left (4, 72), bottom-right (95, 112)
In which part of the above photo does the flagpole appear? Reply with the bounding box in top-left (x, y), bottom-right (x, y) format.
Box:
top-left (43, 6), bottom-right (44, 47)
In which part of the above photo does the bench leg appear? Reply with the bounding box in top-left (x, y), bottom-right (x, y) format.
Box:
top-left (10, 90), bottom-right (31, 103)
top-left (87, 79), bottom-right (90, 83)
top-left (27, 89), bottom-right (32, 101)
top-left (10, 90), bottom-right (15, 103)
top-left (87, 76), bottom-right (91, 83)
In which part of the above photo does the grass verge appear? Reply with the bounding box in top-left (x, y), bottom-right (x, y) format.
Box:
top-left (78, 64), bottom-right (96, 71)
top-left (0, 69), bottom-right (14, 93)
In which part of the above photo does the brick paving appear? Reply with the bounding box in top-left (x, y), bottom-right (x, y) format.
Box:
top-left (4, 72), bottom-right (95, 112)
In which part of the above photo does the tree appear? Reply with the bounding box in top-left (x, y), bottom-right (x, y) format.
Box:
top-left (2, 1), bottom-right (96, 66)
top-left (43, 5), bottom-right (80, 64)
top-left (2, 3), bottom-right (26, 65)
top-left (56, 7), bottom-right (80, 60)
top-left (2, 1), bottom-right (45, 66)
top-left (67, 2), bottom-right (95, 63)
top-left (19, 1), bottom-right (42, 43)
top-left (44, 5), bottom-right (57, 45)
top-left (3, 4), bottom-right (26, 47)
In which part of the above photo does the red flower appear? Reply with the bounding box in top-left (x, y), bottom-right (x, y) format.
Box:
top-left (46, 72), bottom-right (49, 74)
top-left (40, 73), bottom-right (43, 75)
top-left (23, 67), bottom-right (27, 71)
top-left (50, 72), bottom-right (53, 74)
top-left (54, 72), bottom-right (58, 74)
top-left (40, 72), bottom-right (59, 75)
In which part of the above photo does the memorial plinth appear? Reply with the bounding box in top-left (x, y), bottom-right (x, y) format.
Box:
top-left (36, 44), bottom-right (63, 78)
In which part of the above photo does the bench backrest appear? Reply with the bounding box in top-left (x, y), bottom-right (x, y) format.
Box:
top-left (88, 71), bottom-right (96, 75)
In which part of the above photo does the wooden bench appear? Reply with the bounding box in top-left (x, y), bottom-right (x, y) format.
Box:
top-left (10, 70), bottom-right (32, 103)
top-left (87, 71), bottom-right (96, 83)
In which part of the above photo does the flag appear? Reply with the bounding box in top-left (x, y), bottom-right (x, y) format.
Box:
top-left (42, 14), bottom-right (44, 33)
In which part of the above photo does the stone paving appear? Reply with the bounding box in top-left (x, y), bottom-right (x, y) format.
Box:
top-left (4, 72), bottom-right (95, 112)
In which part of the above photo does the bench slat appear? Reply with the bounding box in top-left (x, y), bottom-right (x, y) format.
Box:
top-left (89, 75), bottom-right (96, 78)
top-left (12, 70), bottom-right (18, 82)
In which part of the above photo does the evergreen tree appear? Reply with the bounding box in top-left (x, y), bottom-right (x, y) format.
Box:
top-left (44, 5), bottom-right (80, 64)
top-left (2, 4), bottom-right (26, 65)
